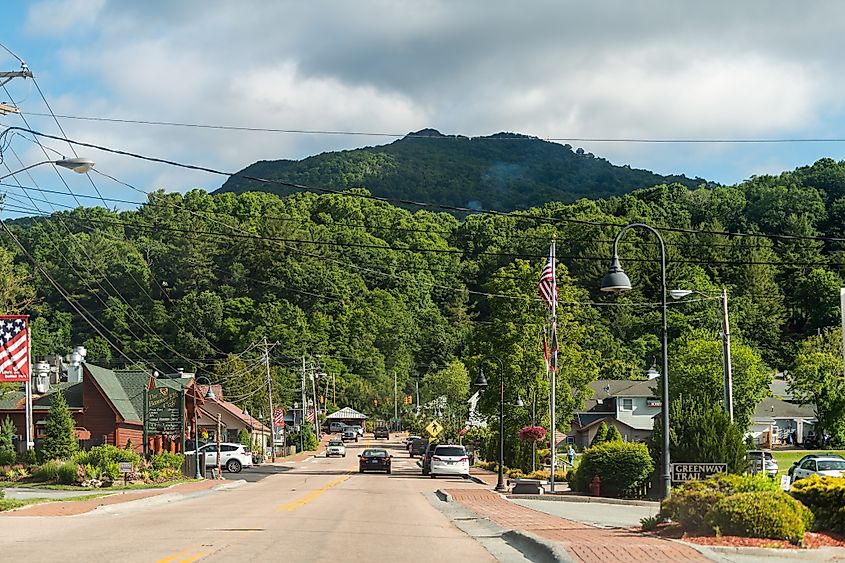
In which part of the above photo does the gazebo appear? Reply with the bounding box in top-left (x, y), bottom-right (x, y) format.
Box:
top-left (325, 406), bottom-right (368, 428)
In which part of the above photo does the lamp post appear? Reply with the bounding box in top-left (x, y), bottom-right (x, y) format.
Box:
top-left (473, 355), bottom-right (510, 493)
top-left (601, 223), bottom-right (671, 500)
top-left (670, 288), bottom-right (734, 422)
top-left (0, 157), bottom-right (95, 452)
top-left (192, 376), bottom-right (215, 479)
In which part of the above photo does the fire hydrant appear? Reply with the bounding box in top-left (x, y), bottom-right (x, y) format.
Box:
top-left (589, 474), bottom-right (601, 497)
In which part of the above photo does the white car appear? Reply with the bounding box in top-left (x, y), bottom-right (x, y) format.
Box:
top-left (429, 444), bottom-right (470, 479)
top-left (326, 440), bottom-right (347, 457)
top-left (792, 456), bottom-right (845, 482)
top-left (189, 442), bottom-right (253, 473)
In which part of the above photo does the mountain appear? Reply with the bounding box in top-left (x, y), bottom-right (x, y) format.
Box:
top-left (215, 129), bottom-right (708, 211)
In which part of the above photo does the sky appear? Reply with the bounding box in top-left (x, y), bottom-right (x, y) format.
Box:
top-left (3, 1), bottom-right (845, 217)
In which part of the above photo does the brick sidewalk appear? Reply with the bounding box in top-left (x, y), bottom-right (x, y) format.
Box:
top-left (445, 488), bottom-right (707, 563)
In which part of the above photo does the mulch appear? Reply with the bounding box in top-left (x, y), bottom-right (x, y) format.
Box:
top-left (652, 523), bottom-right (845, 549)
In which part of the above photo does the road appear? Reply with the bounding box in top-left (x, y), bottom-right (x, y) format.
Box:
top-left (0, 436), bottom-right (496, 563)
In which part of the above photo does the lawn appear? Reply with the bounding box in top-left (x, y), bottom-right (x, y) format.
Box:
top-left (771, 449), bottom-right (845, 477)
top-left (0, 493), bottom-right (113, 512)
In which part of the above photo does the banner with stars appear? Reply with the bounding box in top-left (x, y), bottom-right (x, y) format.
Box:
top-left (0, 315), bottom-right (30, 382)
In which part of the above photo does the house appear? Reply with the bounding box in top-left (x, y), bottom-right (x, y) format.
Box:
top-left (746, 375), bottom-right (816, 447)
top-left (194, 383), bottom-right (271, 453)
top-left (565, 379), bottom-right (662, 448)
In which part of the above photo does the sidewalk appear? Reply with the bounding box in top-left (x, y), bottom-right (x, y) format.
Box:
top-left (444, 487), bottom-right (707, 562)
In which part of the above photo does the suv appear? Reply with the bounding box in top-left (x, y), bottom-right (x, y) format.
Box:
top-left (421, 442), bottom-right (439, 475)
top-left (409, 438), bottom-right (428, 458)
top-left (326, 439), bottom-right (347, 457)
top-left (342, 428), bottom-right (358, 442)
top-left (429, 444), bottom-right (470, 479)
top-left (747, 450), bottom-right (778, 478)
top-left (374, 427), bottom-right (389, 439)
top-left (190, 442), bottom-right (253, 473)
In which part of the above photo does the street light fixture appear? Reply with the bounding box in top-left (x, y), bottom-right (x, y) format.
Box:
top-left (473, 355), bottom-right (512, 493)
top-left (192, 376), bottom-right (214, 479)
top-left (670, 288), bottom-right (734, 421)
top-left (601, 222), bottom-right (671, 500)
top-left (0, 157), bottom-right (95, 181)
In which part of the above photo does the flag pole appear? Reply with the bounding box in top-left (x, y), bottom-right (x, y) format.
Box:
top-left (549, 238), bottom-right (557, 493)
top-left (25, 316), bottom-right (33, 451)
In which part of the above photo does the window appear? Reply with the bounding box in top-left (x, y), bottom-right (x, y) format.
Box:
top-left (621, 398), bottom-right (633, 411)
top-left (800, 459), bottom-right (816, 470)
top-left (435, 446), bottom-right (466, 457)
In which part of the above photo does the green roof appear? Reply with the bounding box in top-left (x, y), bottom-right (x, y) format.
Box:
top-left (0, 382), bottom-right (83, 411)
top-left (85, 364), bottom-right (148, 423)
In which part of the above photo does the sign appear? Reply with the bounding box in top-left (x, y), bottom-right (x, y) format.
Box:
top-left (646, 399), bottom-right (662, 407)
top-left (273, 407), bottom-right (285, 428)
top-left (118, 462), bottom-right (133, 474)
top-left (425, 420), bottom-right (443, 437)
top-left (780, 475), bottom-right (792, 491)
top-left (146, 386), bottom-right (182, 433)
top-left (671, 463), bottom-right (727, 482)
top-left (0, 315), bottom-right (30, 382)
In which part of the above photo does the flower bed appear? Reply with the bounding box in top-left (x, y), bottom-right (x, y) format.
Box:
top-left (652, 523), bottom-right (845, 549)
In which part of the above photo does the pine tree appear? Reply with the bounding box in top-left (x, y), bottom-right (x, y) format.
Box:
top-left (238, 427), bottom-right (250, 447)
top-left (605, 425), bottom-right (623, 442)
top-left (591, 421), bottom-right (608, 447)
top-left (40, 391), bottom-right (78, 461)
top-left (0, 417), bottom-right (16, 465)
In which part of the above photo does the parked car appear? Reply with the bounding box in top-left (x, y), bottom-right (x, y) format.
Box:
top-left (326, 439), bottom-right (347, 457)
top-left (429, 444), bottom-right (470, 479)
top-left (342, 428), bottom-right (358, 442)
top-left (187, 442), bottom-right (253, 473)
top-left (788, 453), bottom-right (845, 478)
top-left (350, 425), bottom-right (365, 437)
top-left (747, 450), bottom-right (778, 478)
top-left (409, 438), bottom-right (428, 458)
top-left (358, 448), bottom-right (392, 473)
top-left (421, 442), bottom-right (439, 475)
top-left (374, 427), bottom-right (389, 439)
top-left (792, 455), bottom-right (845, 482)
top-left (328, 421), bottom-right (346, 433)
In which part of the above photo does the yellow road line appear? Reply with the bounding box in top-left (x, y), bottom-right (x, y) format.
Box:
top-left (156, 548), bottom-right (209, 563)
top-left (178, 553), bottom-right (209, 563)
top-left (277, 470), bottom-right (353, 512)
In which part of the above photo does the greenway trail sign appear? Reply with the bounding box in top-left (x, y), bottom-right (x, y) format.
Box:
top-left (146, 387), bottom-right (182, 434)
top-left (671, 463), bottom-right (727, 482)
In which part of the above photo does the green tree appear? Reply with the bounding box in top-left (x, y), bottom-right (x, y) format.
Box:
top-left (789, 330), bottom-right (845, 446)
top-left (605, 425), bottom-right (623, 442)
top-left (591, 421), bottom-right (609, 446)
top-left (40, 391), bottom-right (78, 461)
top-left (0, 417), bottom-right (16, 465)
top-left (420, 360), bottom-right (470, 437)
top-left (238, 428), bottom-right (250, 447)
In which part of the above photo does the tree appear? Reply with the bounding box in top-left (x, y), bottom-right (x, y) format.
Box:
top-left (40, 391), bottom-right (78, 461)
top-left (0, 417), bottom-right (16, 465)
top-left (591, 421), bottom-right (609, 446)
top-left (789, 330), bottom-right (845, 447)
top-left (605, 425), bottom-right (623, 442)
top-left (238, 428), bottom-right (250, 447)
top-left (420, 360), bottom-right (470, 437)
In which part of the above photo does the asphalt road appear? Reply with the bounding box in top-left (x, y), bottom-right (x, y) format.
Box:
top-left (0, 436), bottom-right (495, 563)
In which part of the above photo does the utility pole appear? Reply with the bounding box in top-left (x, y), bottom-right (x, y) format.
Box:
top-left (301, 355), bottom-right (307, 452)
top-left (263, 337), bottom-right (276, 462)
top-left (720, 288), bottom-right (734, 422)
top-left (311, 367), bottom-right (320, 439)
top-left (393, 371), bottom-right (398, 431)
top-left (216, 413), bottom-right (222, 478)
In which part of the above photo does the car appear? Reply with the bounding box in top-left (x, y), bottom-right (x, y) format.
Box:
top-left (429, 444), bottom-right (470, 479)
top-left (747, 450), bottom-right (778, 478)
top-left (350, 425), bottom-right (365, 437)
top-left (409, 438), bottom-right (428, 458)
top-left (374, 427), bottom-right (389, 439)
top-left (788, 453), bottom-right (845, 478)
top-left (342, 428), bottom-right (358, 442)
top-left (187, 442), bottom-right (253, 473)
top-left (404, 435), bottom-right (421, 449)
top-left (792, 455), bottom-right (845, 482)
top-left (328, 421), bottom-right (346, 433)
top-left (326, 439), bottom-right (347, 457)
top-left (358, 448), bottom-right (392, 473)
top-left (421, 442), bottom-right (439, 475)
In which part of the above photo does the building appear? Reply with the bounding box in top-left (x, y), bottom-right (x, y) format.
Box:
top-left (565, 379), bottom-right (662, 448)
top-left (194, 384), bottom-right (271, 454)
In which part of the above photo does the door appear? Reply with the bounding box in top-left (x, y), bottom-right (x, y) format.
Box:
top-left (795, 459), bottom-right (816, 481)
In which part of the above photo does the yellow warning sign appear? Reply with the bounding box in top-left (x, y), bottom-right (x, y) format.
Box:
top-left (425, 420), bottom-right (443, 437)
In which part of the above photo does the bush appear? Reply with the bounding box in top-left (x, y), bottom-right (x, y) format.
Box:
top-left (74, 444), bottom-right (141, 469)
top-left (0, 417), bottom-right (16, 466)
top-left (790, 475), bottom-right (845, 533)
top-left (150, 452), bottom-right (184, 472)
top-left (34, 460), bottom-right (61, 482)
top-left (590, 422), bottom-right (608, 446)
top-left (661, 473), bottom-right (782, 531)
top-left (57, 461), bottom-right (79, 485)
top-left (572, 441), bottom-right (654, 497)
top-left (706, 491), bottom-right (813, 545)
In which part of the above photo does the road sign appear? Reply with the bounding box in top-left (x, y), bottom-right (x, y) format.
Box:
top-left (671, 463), bottom-right (727, 482)
top-left (425, 420), bottom-right (443, 437)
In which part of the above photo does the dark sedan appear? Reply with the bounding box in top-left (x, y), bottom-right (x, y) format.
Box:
top-left (359, 449), bottom-right (392, 474)
top-left (374, 427), bottom-right (389, 439)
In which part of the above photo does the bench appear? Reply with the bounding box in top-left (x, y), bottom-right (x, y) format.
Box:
top-left (509, 478), bottom-right (545, 494)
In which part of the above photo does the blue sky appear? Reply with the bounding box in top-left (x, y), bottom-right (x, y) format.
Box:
top-left (3, 1), bottom-right (845, 217)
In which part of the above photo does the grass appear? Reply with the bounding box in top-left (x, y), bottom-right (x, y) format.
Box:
top-left (0, 493), bottom-right (113, 512)
top-left (771, 449), bottom-right (845, 477)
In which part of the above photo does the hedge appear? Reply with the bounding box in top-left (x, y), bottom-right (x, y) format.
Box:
top-left (790, 475), bottom-right (845, 534)
top-left (572, 441), bottom-right (653, 497)
top-left (707, 491), bottom-right (813, 545)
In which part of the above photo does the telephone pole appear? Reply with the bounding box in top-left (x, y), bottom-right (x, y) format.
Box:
top-left (301, 355), bottom-right (307, 452)
top-left (263, 337), bottom-right (276, 462)
top-left (720, 288), bottom-right (734, 422)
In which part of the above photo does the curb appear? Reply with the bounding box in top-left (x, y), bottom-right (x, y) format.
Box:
top-left (702, 544), bottom-right (845, 561)
top-left (435, 489), bottom-right (453, 502)
top-left (507, 493), bottom-right (659, 508)
top-left (502, 530), bottom-right (575, 563)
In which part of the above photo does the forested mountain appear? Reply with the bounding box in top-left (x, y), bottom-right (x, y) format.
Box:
top-left (5, 157), bottom-right (845, 446)
top-left (216, 129), bottom-right (706, 211)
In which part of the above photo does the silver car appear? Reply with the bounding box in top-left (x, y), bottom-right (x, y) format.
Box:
top-left (747, 450), bottom-right (778, 478)
top-left (792, 456), bottom-right (845, 482)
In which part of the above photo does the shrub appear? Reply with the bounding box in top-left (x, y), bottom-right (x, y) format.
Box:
top-left (57, 461), bottom-right (79, 485)
top-left (150, 452), bottom-right (184, 472)
top-left (790, 475), bottom-right (845, 534)
top-left (572, 441), bottom-right (654, 497)
top-left (605, 425), bottom-right (623, 442)
top-left (40, 391), bottom-right (78, 461)
top-left (74, 444), bottom-right (141, 469)
top-left (34, 460), bottom-right (60, 482)
top-left (238, 428), bottom-right (251, 447)
top-left (706, 491), bottom-right (813, 545)
top-left (0, 417), bottom-right (16, 466)
top-left (590, 422), bottom-right (608, 446)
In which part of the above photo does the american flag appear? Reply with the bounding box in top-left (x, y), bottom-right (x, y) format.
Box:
top-left (306, 408), bottom-right (315, 423)
top-left (538, 251), bottom-right (557, 309)
top-left (273, 407), bottom-right (285, 428)
top-left (549, 322), bottom-right (559, 373)
top-left (0, 315), bottom-right (30, 382)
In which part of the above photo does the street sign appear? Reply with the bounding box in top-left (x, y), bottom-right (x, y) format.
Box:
top-left (671, 463), bottom-right (727, 482)
top-left (425, 420), bottom-right (443, 437)
top-left (118, 462), bottom-right (133, 474)
top-left (146, 386), bottom-right (182, 433)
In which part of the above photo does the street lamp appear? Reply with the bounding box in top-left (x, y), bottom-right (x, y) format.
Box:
top-left (0, 157), bottom-right (95, 181)
top-left (473, 355), bottom-right (512, 493)
top-left (192, 376), bottom-right (215, 479)
top-left (601, 222), bottom-right (671, 500)
top-left (670, 288), bottom-right (734, 421)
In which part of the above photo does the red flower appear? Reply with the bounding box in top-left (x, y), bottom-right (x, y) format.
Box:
top-left (518, 426), bottom-right (547, 442)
